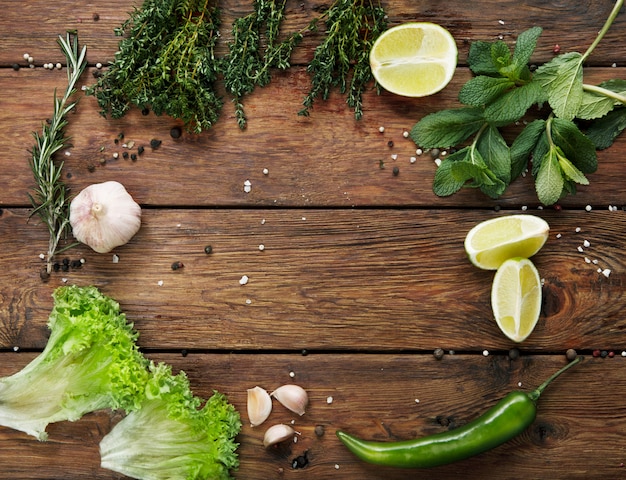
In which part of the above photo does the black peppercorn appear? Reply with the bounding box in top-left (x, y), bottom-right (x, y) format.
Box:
top-left (122, 151), bottom-right (129, 159)
top-left (171, 261), bottom-right (184, 271)
top-left (392, 166), bottom-right (400, 176)
top-left (130, 153), bottom-right (137, 161)
top-left (204, 245), bottom-right (213, 254)
top-left (141, 107), bottom-right (150, 116)
top-left (170, 126), bottom-right (182, 139)
top-left (150, 139), bottom-right (162, 149)
top-left (137, 145), bottom-right (145, 155)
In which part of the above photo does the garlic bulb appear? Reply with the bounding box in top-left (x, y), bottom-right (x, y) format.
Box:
top-left (247, 386), bottom-right (272, 427)
top-left (271, 384), bottom-right (308, 416)
top-left (70, 181), bottom-right (141, 253)
top-left (263, 424), bottom-right (295, 448)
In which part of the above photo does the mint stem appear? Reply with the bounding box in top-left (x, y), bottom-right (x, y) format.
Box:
top-left (581, 0), bottom-right (624, 62)
top-left (583, 83), bottom-right (626, 105)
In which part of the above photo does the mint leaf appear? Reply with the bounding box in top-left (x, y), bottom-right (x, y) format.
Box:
top-left (578, 90), bottom-right (619, 120)
top-left (491, 41), bottom-right (512, 71)
top-left (468, 41), bottom-right (499, 75)
top-left (510, 119), bottom-right (546, 179)
top-left (531, 132), bottom-right (550, 176)
top-left (476, 124), bottom-right (510, 185)
top-left (556, 147), bottom-right (589, 185)
top-left (536, 147), bottom-right (564, 205)
top-left (458, 76), bottom-right (514, 106)
top-left (550, 117), bottom-right (597, 173)
top-left (484, 80), bottom-right (546, 125)
top-left (511, 26), bottom-right (542, 78)
top-left (585, 107), bottom-right (626, 149)
top-left (410, 107), bottom-right (484, 148)
top-left (433, 148), bottom-right (472, 196)
top-left (534, 52), bottom-right (584, 120)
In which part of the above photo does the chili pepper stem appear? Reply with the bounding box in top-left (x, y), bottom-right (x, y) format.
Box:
top-left (528, 356), bottom-right (583, 402)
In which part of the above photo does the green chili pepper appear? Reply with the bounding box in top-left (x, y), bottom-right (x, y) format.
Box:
top-left (336, 356), bottom-right (582, 469)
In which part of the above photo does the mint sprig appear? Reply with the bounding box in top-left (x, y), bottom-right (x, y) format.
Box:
top-left (410, 0), bottom-right (625, 205)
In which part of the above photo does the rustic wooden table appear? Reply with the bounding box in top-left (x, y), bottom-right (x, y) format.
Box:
top-left (1, 0), bottom-right (626, 478)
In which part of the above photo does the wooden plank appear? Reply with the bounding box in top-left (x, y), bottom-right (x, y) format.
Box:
top-left (1, 207), bottom-right (624, 352)
top-left (0, 353), bottom-right (623, 479)
top-left (1, 0), bottom-right (625, 66)
top-left (2, 67), bottom-right (626, 208)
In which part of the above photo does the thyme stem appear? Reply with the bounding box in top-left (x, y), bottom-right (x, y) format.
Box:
top-left (29, 31), bottom-right (87, 275)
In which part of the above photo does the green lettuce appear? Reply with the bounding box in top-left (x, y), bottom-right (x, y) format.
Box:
top-left (0, 285), bottom-right (150, 440)
top-left (100, 361), bottom-right (241, 480)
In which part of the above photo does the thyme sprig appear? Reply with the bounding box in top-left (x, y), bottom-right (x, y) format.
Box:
top-left (299, 0), bottom-right (387, 119)
top-left (88, 0), bottom-right (222, 133)
top-left (223, 0), bottom-right (304, 129)
top-left (28, 31), bottom-right (87, 275)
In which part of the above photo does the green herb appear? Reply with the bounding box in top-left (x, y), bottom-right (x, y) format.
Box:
top-left (0, 285), bottom-right (150, 441)
top-left (88, 0), bottom-right (222, 134)
top-left (222, 0), bottom-right (304, 129)
top-left (299, 0), bottom-right (387, 120)
top-left (28, 31), bottom-right (87, 275)
top-left (411, 0), bottom-right (625, 205)
top-left (100, 361), bottom-right (241, 480)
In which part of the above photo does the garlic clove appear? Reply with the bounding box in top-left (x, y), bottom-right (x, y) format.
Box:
top-left (69, 181), bottom-right (141, 253)
top-left (263, 424), bottom-right (295, 448)
top-left (247, 386), bottom-right (272, 427)
top-left (270, 384), bottom-right (309, 416)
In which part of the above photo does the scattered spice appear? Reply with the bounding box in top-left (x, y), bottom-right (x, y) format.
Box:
top-left (171, 261), bottom-right (184, 271)
top-left (150, 139), bottom-right (162, 149)
top-left (204, 245), bottom-right (213, 254)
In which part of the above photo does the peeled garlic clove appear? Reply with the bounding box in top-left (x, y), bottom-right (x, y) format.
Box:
top-left (271, 384), bottom-right (308, 416)
top-left (69, 181), bottom-right (141, 253)
top-left (247, 386), bottom-right (272, 427)
top-left (263, 424), bottom-right (295, 448)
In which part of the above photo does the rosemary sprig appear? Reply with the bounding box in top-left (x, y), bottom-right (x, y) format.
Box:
top-left (28, 31), bottom-right (87, 276)
top-left (88, 0), bottom-right (222, 134)
top-left (222, 0), bottom-right (304, 129)
top-left (299, 0), bottom-right (387, 119)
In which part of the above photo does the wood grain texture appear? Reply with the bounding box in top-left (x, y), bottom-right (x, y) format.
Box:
top-left (1, 0), bottom-right (626, 478)
top-left (1, 207), bottom-right (624, 352)
top-left (1, 67), bottom-right (626, 208)
top-left (0, 353), bottom-right (624, 479)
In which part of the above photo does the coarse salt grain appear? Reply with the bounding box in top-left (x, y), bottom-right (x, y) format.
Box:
top-left (112, 254), bottom-right (119, 263)
top-left (577, 246), bottom-right (584, 253)
top-left (434, 158), bottom-right (442, 167)
top-left (575, 227), bottom-right (582, 233)
top-left (482, 350), bottom-right (489, 356)
top-left (585, 205), bottom-right (592, 211)
top-left (157, 280), bottom-right (164, 287)
top-left (602, 269), bottom-right (611, 278)
top-left (583, 240), bottom-right (590, 248)
top-left (262, 168), bottom-right (269, 175)
top-left (239, 275), bottom-right (249, 285)
top-left (289, 371), bottom-right (295, 378)
top-left (410, 156), bottom-right (417, 164)
top-left (390, 154), bottom-right (398, 160)
top-left (258, 244), bottom-right (265, 251)
top-left (403, 131), bottom-right (409, 138)
top-left (39, 253), bottom-right (45, 260)
top-left (556, 233), bottom-right (562, 239)
top-left (378, 126), bottom-right (385, 133)
top-left (521, 206), bottom-right (528, 211)
top-left (585, 257), bottom-right (591, 263)
top-left (326, 396), bottom-right (333, 404)
top-left (416, 148), bottom-right (423, 155)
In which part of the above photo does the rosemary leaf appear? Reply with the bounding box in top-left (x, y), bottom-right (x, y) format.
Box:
top-left (29, 31), bottom-right (87, 275)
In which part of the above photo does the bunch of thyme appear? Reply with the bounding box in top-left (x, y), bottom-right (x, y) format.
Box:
top-left (222, 0), bottom-right (304, 129)
top-left (88, 0), bottom-right (222, 133)
top-left (299, 0), bottom-right (387, 119)
top-left (28, 31), bottom-right (87, 276)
